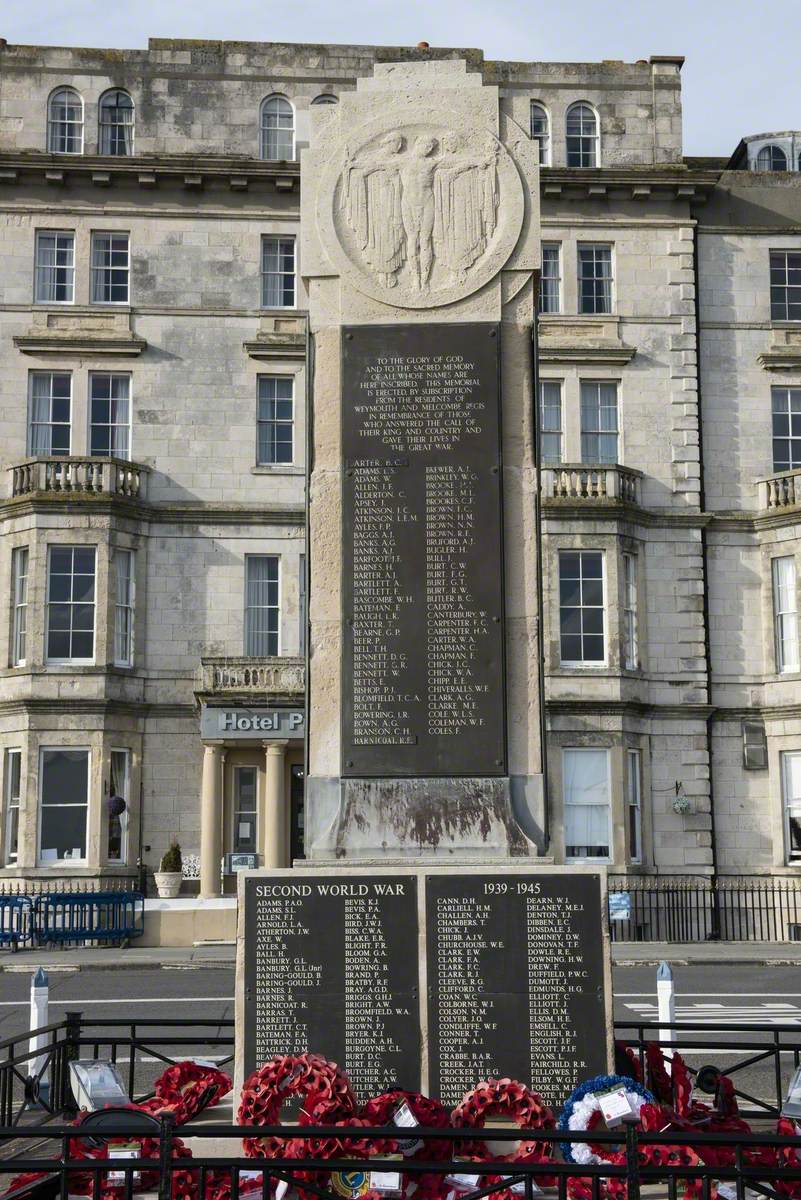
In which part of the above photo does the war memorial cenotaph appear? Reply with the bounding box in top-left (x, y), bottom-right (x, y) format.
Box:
top-left (236, 56), bottom-right (612, 1110)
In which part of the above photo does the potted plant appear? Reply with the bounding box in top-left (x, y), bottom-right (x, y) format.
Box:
top-left (154, 842), bottom-right (183, 898)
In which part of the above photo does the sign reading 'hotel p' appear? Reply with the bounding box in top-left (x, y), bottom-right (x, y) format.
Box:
top-left (199, 707), bottom-right (305, 739)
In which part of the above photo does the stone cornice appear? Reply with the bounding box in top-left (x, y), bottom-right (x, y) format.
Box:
top-left (0, 152), bottom-right (300, 192)
top-left (14, 331), bottom-right (147, 356)
top-left (711, 704), bottom-right (801, 722)
top-left (243, 334), bottom-right (306, 360)
top-left (0, 698), bottom-right (196, 718)
top-left (541, 504), bottom-right (710, 528)
top-left (538, 345), bottom-right (636, 364)
top-left (0, 496), bottom-right (305, 526)
top-left (545, 698), bottom-right (715, 720)
top-left (540, 165), bottom-right (720, 200)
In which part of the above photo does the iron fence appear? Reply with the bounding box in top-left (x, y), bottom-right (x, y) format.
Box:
top-left (0, 1014), bottom-right (798, 1130)
top-left (3, 1120), bottom-right (801, 1200)
top-left (0, 1013), bottom-right (234, 1127)
top-left (608, 875), bottom-right (801, 942)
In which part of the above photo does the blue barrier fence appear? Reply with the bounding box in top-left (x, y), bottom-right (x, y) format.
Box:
top-left (0, 892), bottom-right (144, 950)
top-left (0, 896), bottom-right (34, 947)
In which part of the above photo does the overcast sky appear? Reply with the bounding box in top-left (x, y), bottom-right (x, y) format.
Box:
top-left (3, 0), bottom-right (798, 157)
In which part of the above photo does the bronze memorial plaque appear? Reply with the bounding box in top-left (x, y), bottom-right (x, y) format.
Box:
top-left (341, 323), bottom-right (505, 777)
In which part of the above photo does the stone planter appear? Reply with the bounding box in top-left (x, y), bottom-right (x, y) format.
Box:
top-left (154, 871), bottom-right (182, 899)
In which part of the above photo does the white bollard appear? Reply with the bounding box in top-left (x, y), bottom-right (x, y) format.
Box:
top-left (29, 966), bottom-right (50, 1104)
top-left (657, 959), bottom-right (676, 1069)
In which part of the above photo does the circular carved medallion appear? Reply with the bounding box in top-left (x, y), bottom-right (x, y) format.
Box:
top-left (317, 118), bottom-right (525, 309)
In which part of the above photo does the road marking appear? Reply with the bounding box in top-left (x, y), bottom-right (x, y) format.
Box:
top-left (618, 988), bottom-right (796, 998)
top-left (623, 1000), bottom-right (801, 1024)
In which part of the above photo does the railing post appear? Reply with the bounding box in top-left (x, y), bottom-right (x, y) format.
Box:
top-left (61, 1009), bottom-right (82, 1114)
top-left (625, 1121), bottom-right (640, 1200)
top-left (158, 1114), bottom-right (175, 1200)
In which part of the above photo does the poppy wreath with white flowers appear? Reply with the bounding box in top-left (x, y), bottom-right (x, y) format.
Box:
top-left (557, 1075), bottom-right (654, 1166)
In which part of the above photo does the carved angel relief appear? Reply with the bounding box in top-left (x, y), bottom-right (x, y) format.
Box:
top-left (338, 130), bottom-right (501, 295)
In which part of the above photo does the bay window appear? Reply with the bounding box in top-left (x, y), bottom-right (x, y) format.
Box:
top-left (3, 750), bottom-right (21, 866)
top-left (627, 749), bottom-right (642, 864)
top-left (783, 751), bottom-right (801, 864)
top-left (38, 748), bottom-right (89, 864)
top-left (773, 556), bottom-right (799, 674)
top-left (563, 747), bottom-right (611, 861)
top-left (11, 547), bottom-right (29, 667)
top-left (47, 546), bottom-right (96, 663)
top-left (114, 549), bottom-right (135, 667)
top-left (559, 550), bottom-right (605, 665)
top-left (108, 749), bottom-right (129, 864)
top-left (622, 553), bottom-right (638, 670)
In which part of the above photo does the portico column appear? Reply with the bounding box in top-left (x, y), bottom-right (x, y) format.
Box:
top-left (200, 741), bottom-right (225, 899)
top-left (262, 741), bottom-right (288, 869)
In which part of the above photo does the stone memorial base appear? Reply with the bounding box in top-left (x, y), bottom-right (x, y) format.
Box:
top-left (305, 777), bottom-right (540, 858)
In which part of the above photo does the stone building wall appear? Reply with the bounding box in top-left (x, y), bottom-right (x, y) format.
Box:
top-left (0, 35), bottom-right (798, 903)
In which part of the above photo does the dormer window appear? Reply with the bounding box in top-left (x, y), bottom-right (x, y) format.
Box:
top-left (260, 95), bottom-right (294, 161)
top-left (530, 102), bottom-right (550, 166)
top-left (47, 88), bottom-right (83, 155)
top-left (756, 144), bottom-right (788, 171)
top-left (99, 90), bottom-right (134, 156)
top-left (566, 102), bottom-right (599, 168)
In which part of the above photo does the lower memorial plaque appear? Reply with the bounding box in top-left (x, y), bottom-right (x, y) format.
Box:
top-left (426, 872), bottom-right (610, 1108)
top-left (243, 873), bottom-right (421, 1097)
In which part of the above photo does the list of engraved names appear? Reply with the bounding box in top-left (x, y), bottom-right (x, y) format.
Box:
top-left (342, 324), bottom-right (505, 777)
top-left (243, 875), bottom-right (421, 1095)
top-left (425, 874), bottom-right (609, 1108)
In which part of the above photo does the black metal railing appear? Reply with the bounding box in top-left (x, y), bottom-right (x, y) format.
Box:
top-left (608, 875), bottom-right (801, 942)
top-left (1, 1014), bottom-right (799, 1130)
top-left (616, 1018), bottom-right (801, 1119)
top-left (3, 1120), bottom-right (801, 1200)
top-left (0, 1014), bottom-right (234, 1127)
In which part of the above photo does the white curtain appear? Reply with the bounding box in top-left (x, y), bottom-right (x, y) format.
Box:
top-left (564, 749), bottom-right (610, 858)
top-left (30, 376), bottom-right (53, 455)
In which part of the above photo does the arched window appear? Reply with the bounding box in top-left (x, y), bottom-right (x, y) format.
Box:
top-left (530, 102), bottom-right (550, 166)
top-left (756, 144), bottom-right (787, 171)
top-left (311, 94), bottom-right (338, 105)
top-left (99, 90), bottom-right (134, 156)
top-left (566, 102), bottom-right (599, 168)
top-left (47, 88), bottom-right (83, 155)
top-left (260, 95), bottom-right (294, 161)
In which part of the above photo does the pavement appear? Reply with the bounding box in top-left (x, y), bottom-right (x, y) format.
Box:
top-left (0, 943), bottom-right (238, 971)
top-left (2, 940), bottom-right (801, 971)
